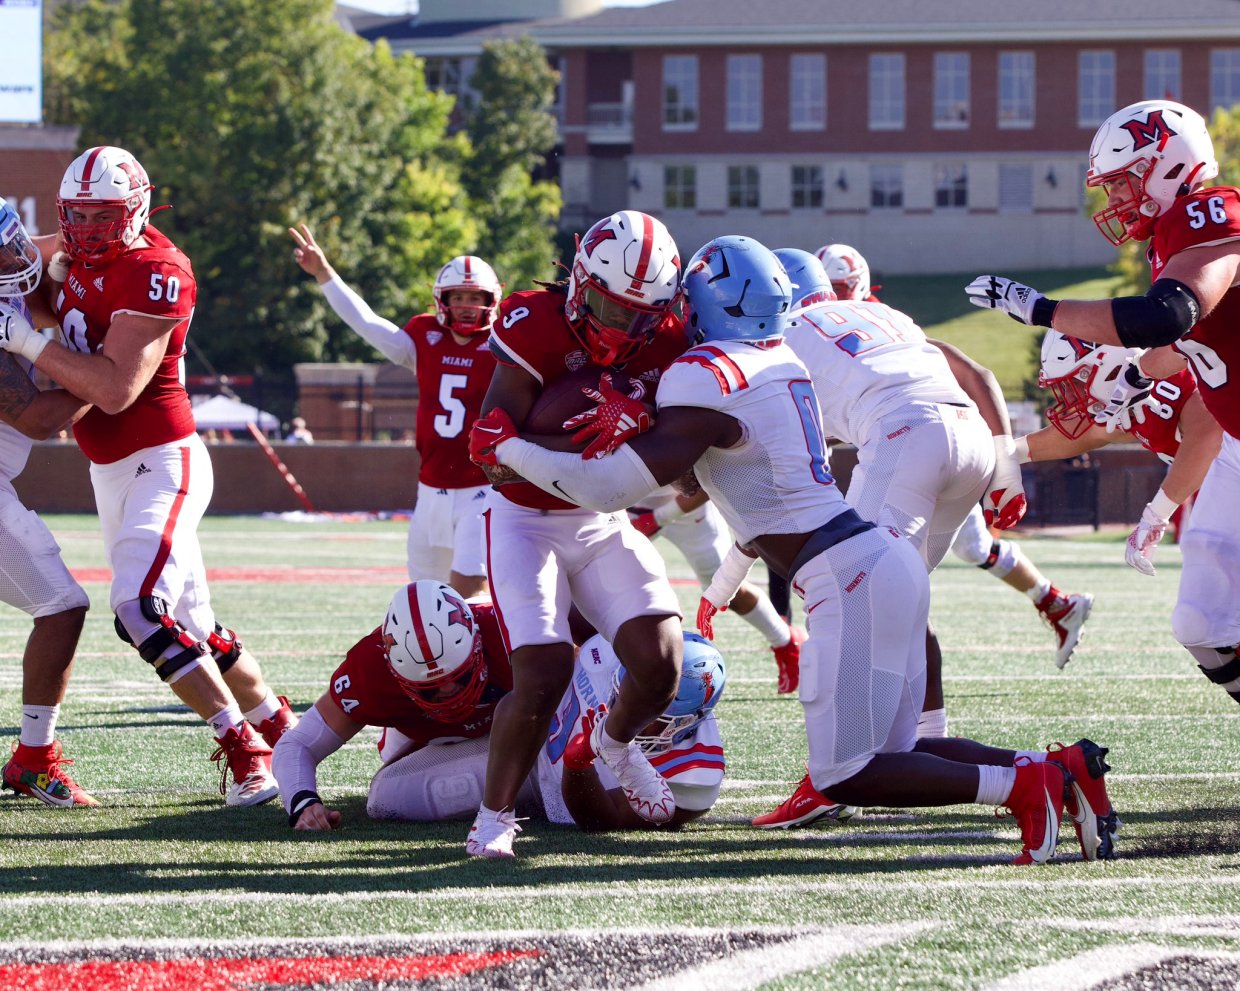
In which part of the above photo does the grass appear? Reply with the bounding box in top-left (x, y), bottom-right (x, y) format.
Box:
top-left (0, 514), bottom-right (1237, 989)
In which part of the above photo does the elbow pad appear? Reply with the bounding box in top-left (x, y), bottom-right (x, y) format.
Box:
top-left (1112, 279), bottom-right (1201, 349)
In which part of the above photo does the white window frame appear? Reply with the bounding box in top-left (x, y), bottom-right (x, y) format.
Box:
top-left (790, 54), bottom-right (826, 131)
top-left (934, 163), bottom-right (968, 210)
top-left (727, 165), bottom-right (760, 209)
top-left (1078, 50), bottom-right (1116, 128)
top-left (868, 53), bottom-right (905, 131)
top-left (1143, 49), bottom-right (1181, 102)
top-left (664, 165), bottom-right (697, 210)
top-left (726, 54), bottom-right (763, 132)
top-left (869, 164), bottom-right (904, 209)
top-left (933, 52), bottom-right (970, 129)
top-left (998, 51), bottom-right (1034, 128)
top-left (1211, 49), bottom-right (1240, 114)
top-left (791, 165), bottom-right (824, 209)
top-left (999, 163), bottom-right (1033, 214)
top-left (663, 55), bottom-right (699, 131)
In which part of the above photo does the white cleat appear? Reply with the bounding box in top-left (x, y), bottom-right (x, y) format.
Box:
top-left (591, 715), bottom-right (675, 824)
top-left (1041, 592), bottom-right (1094, 670)
top-left (465, 806), bottom-right (523, 859)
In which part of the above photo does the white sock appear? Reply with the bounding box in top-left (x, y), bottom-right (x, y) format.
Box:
top-left (975, 764), bottom-right (1018, 805)
top-left (739, 597), bottom-right (791, 647)
top-left (1014, 749), bottom-right (1047, 763)
top-left (599, 724), bottom-right (631, 753)
top-left (916, 707), bottom-right (949, 739)
top-left (207, 704), bottom-right (246, 739)
top-left (20, 704), bottom-right (59, 747)
top-left (243, 690), bottom-right (281, 725)
top-left (1025, 578), bottom-right (1052, 604)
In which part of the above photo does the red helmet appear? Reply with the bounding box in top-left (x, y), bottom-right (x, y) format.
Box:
top-left (57, 146), bottom-right (152, 264)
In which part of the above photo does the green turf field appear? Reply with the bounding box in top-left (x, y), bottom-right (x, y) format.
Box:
top-left (1, 515), bottom-right (1237, 990)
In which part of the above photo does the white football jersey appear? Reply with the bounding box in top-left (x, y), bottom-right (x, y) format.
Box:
top-left (0, 298), bottom-right (36, 481)
top-left (785, 299), bottom-right (969, 445)
top-left (536, 634), bottom-right (725, 825)
top-left (655, 339), bottom-right (850, 544)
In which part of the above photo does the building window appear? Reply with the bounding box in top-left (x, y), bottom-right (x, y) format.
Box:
top-left (935, 163), bottom-right (968, 209)
top-left (727, 166), bottom-right (760, 209)
top-left (664, 166), bottom-right (697, 210)
top-left (934, 52), bottom-right (970, 127)
top-left (998, 51), bottom-right (1034, 127)
top-left (791, 166), bottom-right (824, 208)
top-left (727, 54), bottom-right (763, 131)
top-left (870, 165), bottom-right (904, 209)
top-left (868, 53), bottom-right (905, 130)
top-left (999, 163), bottom-right (1033, 213)
top-left (790, 54), bottom-right (826, 130)
top-left (1211, 49), bottom-right (1240, 113)
top-left (1078, 51), bottom-right (1115, 127)
top-left (663, 55), bottom-right (699, 130)
top-left (424, 56), bottom-right (478, 113)
top-left (1144, 50), bottom-right (1181, 101)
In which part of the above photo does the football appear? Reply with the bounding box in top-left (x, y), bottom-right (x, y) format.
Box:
top-left (523, 366), bottom-right (634, 436)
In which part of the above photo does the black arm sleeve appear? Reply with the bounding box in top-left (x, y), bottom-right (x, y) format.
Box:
top-left (1111, 279), bottom-right (1201, 349)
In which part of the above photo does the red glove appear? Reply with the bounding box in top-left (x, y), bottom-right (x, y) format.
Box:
top-left (984, 436), bottom-right (1028, 530)
top-left (562, 703), bottom-right (606, 771)
top-left (565, 373), bottom-right (655, 460)
top-left (696, 597), bottom-right (727, 641)
top-left (628, 508), bottom-right (660, 538)
top-left (468, 408), bottom-right (518, 466)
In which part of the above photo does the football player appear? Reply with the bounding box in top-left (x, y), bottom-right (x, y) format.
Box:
top-left (967, 99), bottom-right (1240, 708)
top-left (273, 581), bottom-right (727, 840)
top-left (816, 243), bottom-right (1094, 671)
top-left (477, 235), bottom-right (1118, 865)
top-left (463, 210), bottom-right (689, 857)
top-left (0, 146), bottom-right (296, 806)
top-left (0, 204), bottom-right (96, 806)
top-left (290, 225), bottom-right (499, 598)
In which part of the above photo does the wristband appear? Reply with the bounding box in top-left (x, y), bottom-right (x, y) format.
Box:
top-left (288, 789), bottom-right (323, 827)
top-left (1148, 488), bottom-right (1179, 522)
top-left (48, 252), bottom-right (70, 283)
top-left (1032, 296), bottom-right (1059, 328)
top-left (19, 332), bottom-right (49, 364)
top-left (1013, 436), bottom-right (1031, 465)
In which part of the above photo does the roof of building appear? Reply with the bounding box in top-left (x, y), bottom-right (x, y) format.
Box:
top-left (359, 0), bottom-right (1240, 51)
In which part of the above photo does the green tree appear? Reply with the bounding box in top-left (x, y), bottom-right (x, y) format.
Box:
top-left (44, 0), bottom-right (476, 395)
top-left (462, 37), bottom-right (563, 292)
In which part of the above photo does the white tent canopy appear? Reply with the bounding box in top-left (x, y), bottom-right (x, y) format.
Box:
top-left (191, 395), bottom-right (280, 432)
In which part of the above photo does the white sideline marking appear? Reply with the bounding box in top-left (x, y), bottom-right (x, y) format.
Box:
top-left (4, 877), bottom-right (1237, 911)
top-left (984, 942), bottom-right (1240, 991)
top-left (629, 923), bottom-right (930, 991)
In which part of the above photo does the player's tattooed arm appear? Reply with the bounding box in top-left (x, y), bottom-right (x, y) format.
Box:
top-left (0, 352), bottom-right (90, 440)
top-left (0, 350), bottom-right (37, 418)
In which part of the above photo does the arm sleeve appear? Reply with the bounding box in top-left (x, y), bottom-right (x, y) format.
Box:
top-left (702, 542), bottom-right (758, 608)
top-left (320, 274), bottom-right (418, 369)
top-left (497, 438), bottom-right (660, 512)
top-left (271, 705), bottom-right (346, 815)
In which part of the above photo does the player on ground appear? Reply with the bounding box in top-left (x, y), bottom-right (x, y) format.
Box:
top-left (628, 484), bottom-right (804, 694)
top-left (273, 581), bottom-right (726, 838)
top-left (289, 225), bottom-right (497, 597)
top-left (1024, 330), bottom-right (1220, 577)
top-left (0, 205), bottom-right (96, 807)
top-left (816, 242), bottom-right (1093, 670)
top-left (463, 210), bottom-right (688, 857)
top-left (0, 146), bottom-right (296, 806)
top-left (479, 235), bottom-right (1118, 864)
top-left (966, 99), bottom-right (1240, 707)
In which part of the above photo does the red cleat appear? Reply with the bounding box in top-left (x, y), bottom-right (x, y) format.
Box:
top-left (255, 695), bottom-right (298, 748)
top-left (771, 626), bottom-right (805, 695)
top-left (1047, 738), bottom-right (1120, 861)
top-left (752, 772), bottom-right (858, 829)
top-left (210, 723), bottom-right (278, 807)
top-left (1001, 758), bottom-right (1066, 865)
top-left (2, 740), bottom-right (99, 808)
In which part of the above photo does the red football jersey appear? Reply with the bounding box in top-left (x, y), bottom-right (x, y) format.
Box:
top-left (327, 600), bottom-right (512, 749)
top-left (1150, 186), bottom-right (1240, 439)
top-left (55, 226), bottom-right (197, 464)
top-left (488, 288), bottom-right (690, 509)
top-left (1127, 368), bottom-right (1196, 463)
top-left (401, 313), bottom-right (492, 489)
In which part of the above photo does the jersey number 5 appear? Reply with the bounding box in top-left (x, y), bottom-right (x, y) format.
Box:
top-left (434, 374), bottom-right (470, 438)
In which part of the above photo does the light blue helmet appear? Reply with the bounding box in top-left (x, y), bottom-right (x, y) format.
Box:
top-left (0, 202), bottom-right (42, 298)
top-left (613, 631), bottom-right (726, 755)
top-left (773, 248), bottom-right (834, 307)
top-left (682, 235), bottom-right (791, 344)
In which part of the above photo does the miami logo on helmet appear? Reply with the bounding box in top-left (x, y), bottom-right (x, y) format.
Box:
top-left (443, 590), bottom-right (473, 634)
top-left (581, 224), bottom-right (617, 258)
top-left (1120, 109), bottom-right (1179, 151)
top-left (1065, 335), bottom-right (1097, 361)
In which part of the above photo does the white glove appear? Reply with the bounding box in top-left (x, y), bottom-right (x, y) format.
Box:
top-left (985, 435), bottom-right (1027, 530)
top-left (1095, 361), bottom-right (1155, 434)
top-left (1125, 503), bottom-right (1170, 577)
top-left (965, 275), bottom-right (1049, 326)
top-left (0, 308), bottom-right (48, 364)
top-left (47, 251), bottom-right (71, 283)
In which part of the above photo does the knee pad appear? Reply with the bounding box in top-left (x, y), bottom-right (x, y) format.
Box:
top-left (1171, 600), bottom-right (1216, 650)
top-left (114, 596), bottom-right (206, 683)
top-left (206, 623), bottom-right (244, 674)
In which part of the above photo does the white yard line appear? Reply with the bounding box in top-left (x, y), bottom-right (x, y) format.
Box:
top-left (984, 942), bottom-right (1240, 991)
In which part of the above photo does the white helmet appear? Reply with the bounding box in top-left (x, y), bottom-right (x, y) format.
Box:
top-left (1039, 329), bottom-right (1142, 439)
top-left (814, 243), bottom-right (871, 301)
top-left (381, 580), bottom-right (487, 722)
top-left (564, 210), bottom-right (681, 366)
top-left (57, 145), bottom-right (153, 264)
top-left (432, 255), bottom-right (502, 336)
top-left (0, 202), bottom-right (42, 297)
top-left (1087, 100), bottom-right (1218, 245)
